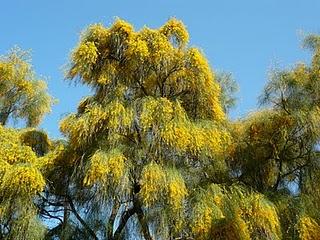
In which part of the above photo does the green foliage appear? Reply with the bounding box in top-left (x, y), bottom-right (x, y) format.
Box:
top-left (216, 71), bottom-right (239, 113)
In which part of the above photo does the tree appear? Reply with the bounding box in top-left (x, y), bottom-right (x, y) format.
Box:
top-left (216, 71), bottom-right (238, 113)
top-left (228, 34), bottom-right (320, 239)
top-left (50, 18), bottom-right (288, 240)
top-left (0, 125), bottom-right (52, 239)
top-left (0, 47), bottom-right (54, 127)
top-left (0, 47), bottom-right (56, 239)
top-left (56, 17), bottom-right (231, 239)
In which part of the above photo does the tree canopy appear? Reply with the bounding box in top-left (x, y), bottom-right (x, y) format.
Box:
top-left (0, 47), bottom-right (54, 127)
top-left (1, 19), bottom-right (320, 240)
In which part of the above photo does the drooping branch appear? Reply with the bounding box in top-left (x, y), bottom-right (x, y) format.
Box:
top-left (39, 195), bottom-right (65, 207)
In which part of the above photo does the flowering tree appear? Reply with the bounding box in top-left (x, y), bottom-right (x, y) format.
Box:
top-left (58, 18), bottom-right (231, 239)
top-left (0, 48), bottom-right (53, 239)
top-left (54, 18), bottom-right (289, 240)
top-left (0, 48), bottom-right (53, 126)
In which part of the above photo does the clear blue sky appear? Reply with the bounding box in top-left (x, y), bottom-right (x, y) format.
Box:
top-left (1, 0), bottom-right (319, 138)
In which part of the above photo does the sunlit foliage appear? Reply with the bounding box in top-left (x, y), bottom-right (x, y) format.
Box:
top-left (0, 47), bottom-right (54, 127)
top-left (0, 125), bottom-right (50, 239)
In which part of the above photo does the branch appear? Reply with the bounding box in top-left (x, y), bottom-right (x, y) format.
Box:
top-left (107, 200), bottom-right (120, 240)
top-left (67, 195), bottom-right (98, 240)
top-left (170, 89), bottom-right (190, 100)
top-left (40, 195), bottom-right (65, 207)
top-left (40, 209), bottom-right (63, 225)
top-left (134, 120), bottom-right (142, 144)
top-left (45, 224), bottom-right (63, 239)
top-left (113, 206), bottom-right (136, 239)
top-left (280, 162), bottom-right (309, 180)
top-left (136, 75), bottom-right (148, 96)
top-left (135, 200), bottom-right (153, 240)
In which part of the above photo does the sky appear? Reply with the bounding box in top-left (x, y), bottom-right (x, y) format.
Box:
top-left (1, 0), bottom-right (320, 138)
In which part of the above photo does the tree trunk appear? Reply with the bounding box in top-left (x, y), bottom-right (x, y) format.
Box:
top-left (107, 200), bottom-right (120, 240)
top-left (112, 196), bottom-right (153, 240)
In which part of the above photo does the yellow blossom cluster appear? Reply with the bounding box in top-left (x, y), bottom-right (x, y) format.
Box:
top-left (192, 206), bottom-right (214, 238)
top-left (193, 204), bottom-right (251, 240)
top-left (298, 216), bottom-right (320, 240)
top-left (36, 142), bottom-right (68, 170)
top-left (183, 48), bottom-right (225, 121)
top-left (60, 101), bottom-right (133, 148)
top-left (0, 61), bottom-right (13, 78)
top-left (0, 143), bottom-right (37, 164)
top-left (106, 101), bottom-right (133, 129)
top-left (140, 97), bottom-right (178, 130)
top-left (0, 126), bottom-right (38, 165)
top-left (160, 121), bottom-right (230, 157)
top-left (160, 18), bottom-right (189, 47)
top-left (0, 160), bottom-right (10, 177)
top-left (139, 162), bottom-right (167, 207)
top-left (127, 36), bottom-right (150, 62)
top-left (0, 47), bottom-right (53, 126)
top-left (0, 125), bottom-right (47, 199)
top-left (96, 64), bottom-right (117, 85)
top-left (83, 149), bottom-right (127, 186)
top-left (187, 48), bottom-right (210, 73)
top-left (191, 184), bottom-right (226, 238)
top-left (70, 42), bottom-right (98, 81)
top-left (0, 124), bottom-right (20, 144)
top-left (191, 184), bottom-right (281, 240)
top-left (59, 113), bottom-right (78, 140)
top-left (109, 18), bottom-right (134, 38)
top-left (139, 27), bottom-right (174, 65)
top-left (166, 169), bottom-right (188, 211)
top-left (139, 97), bottom-right (230, 157)
top-left (0, 165), bottom-right (45, 197)
top-left (139, 163), bottom-right (189, 231)
top-left (82, 23), bottom-right (109, 48)
top-left (291, 63), bottom-right (309, 85)
top-left (67, 18), bottom-right (225, 124)
top-left (240, 194), bottom-right (281, 239)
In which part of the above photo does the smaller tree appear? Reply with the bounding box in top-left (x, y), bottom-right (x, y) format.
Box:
top-left (0, 47), bottom-right (56, 239)
top-left (0, 126), bottom-right (52, 239)
top-left (216, 71), bottom-right (238, 113)
top-left (0, 47), bottom-right (54, 127)
top-left (227, 34), bottom-right (320, 239)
